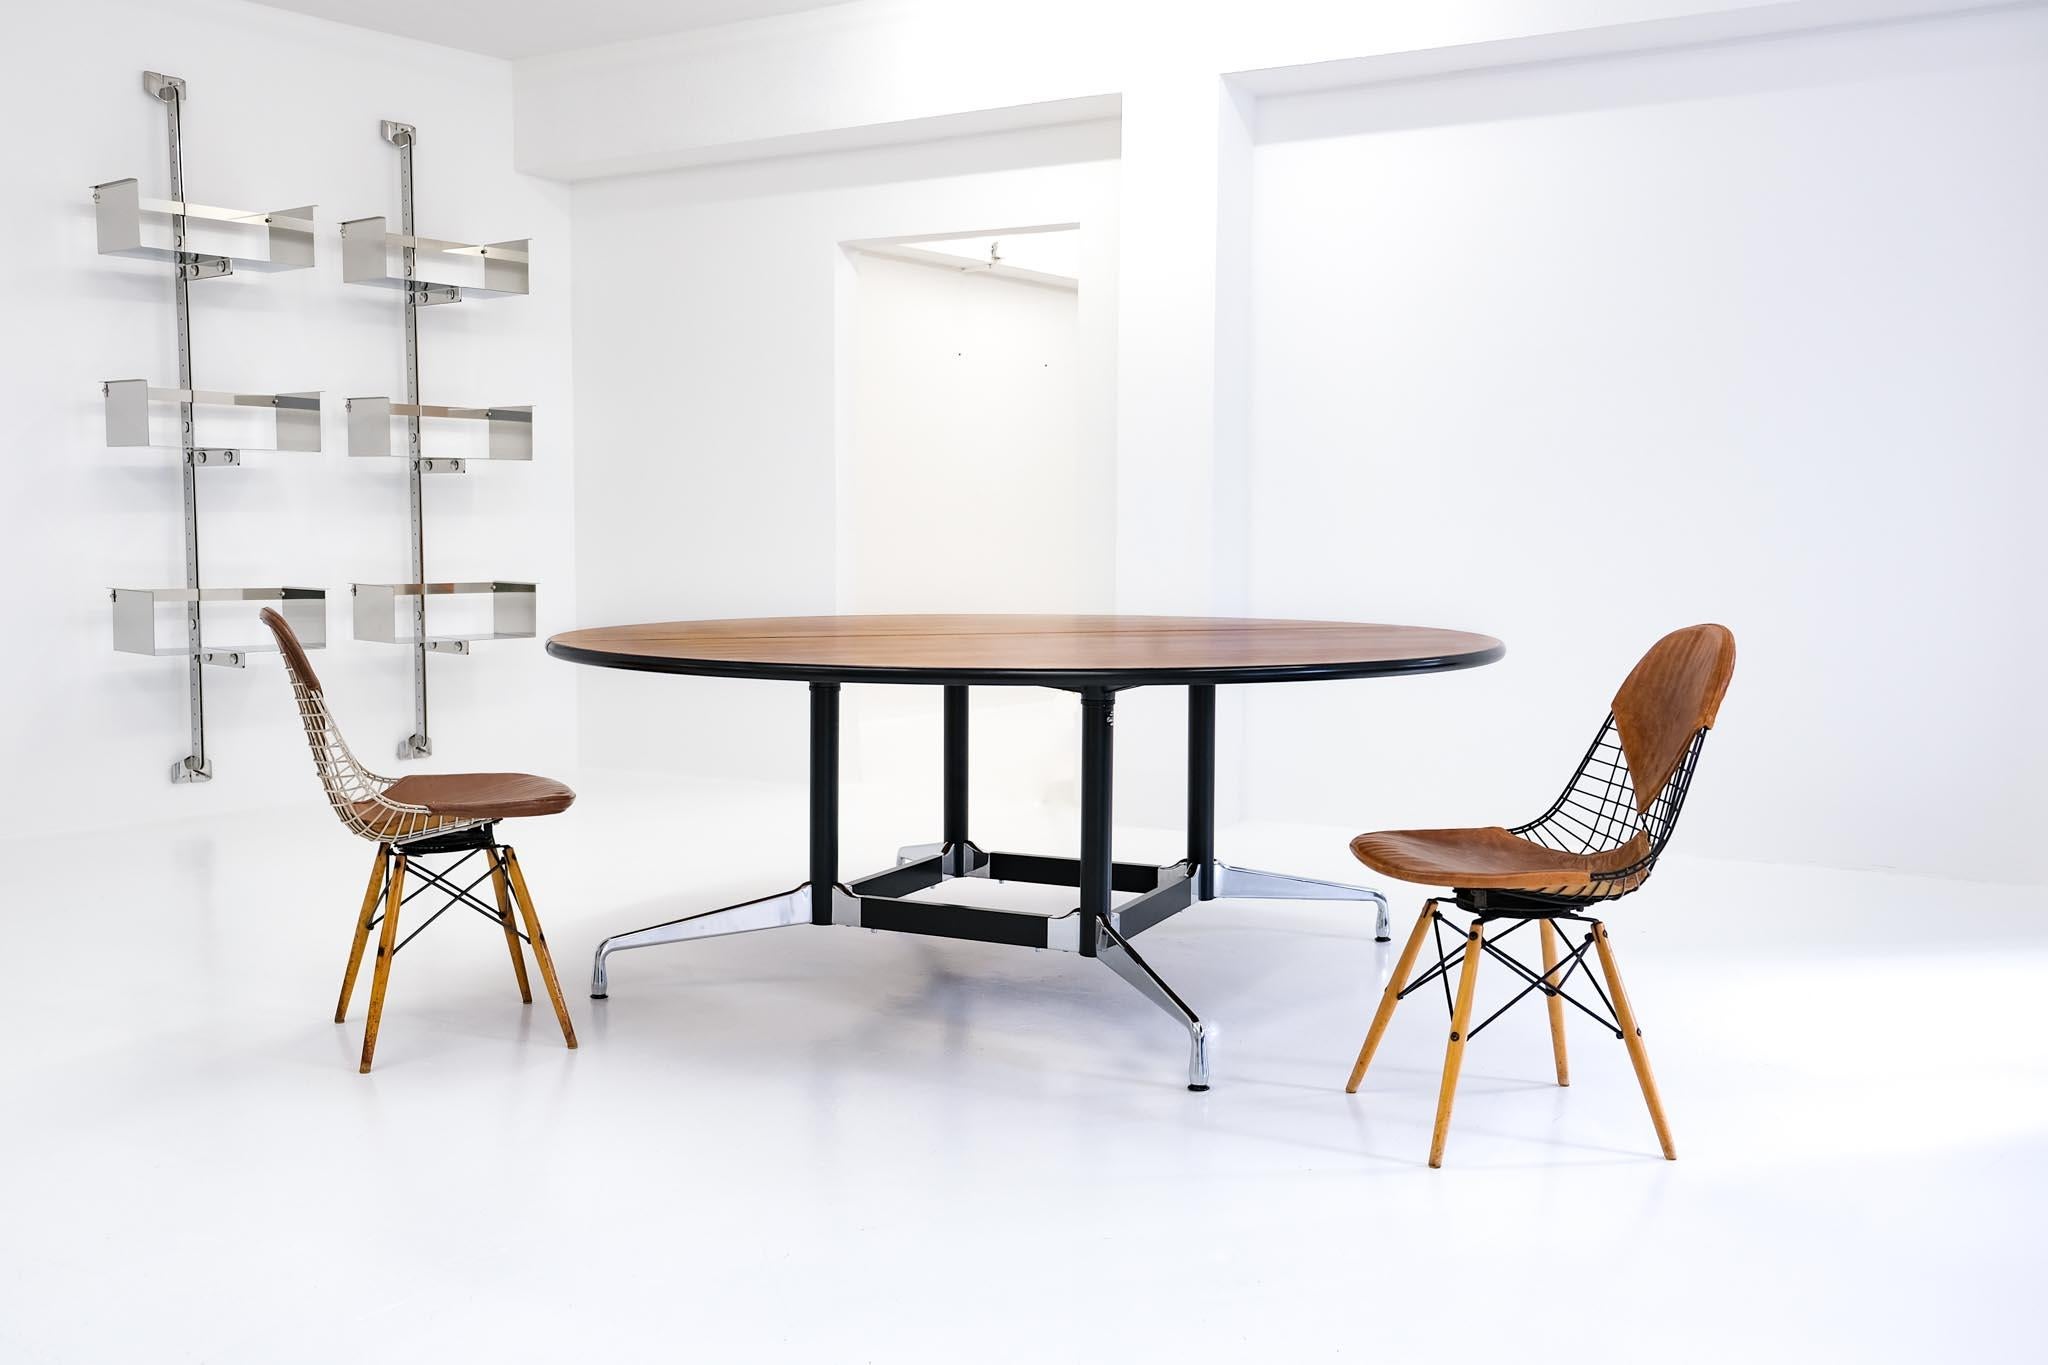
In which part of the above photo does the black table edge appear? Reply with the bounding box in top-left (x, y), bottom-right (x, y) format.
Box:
top-left (543, 638), bottom-right (1507, 689)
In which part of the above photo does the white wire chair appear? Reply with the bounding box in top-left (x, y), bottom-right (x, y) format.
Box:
top-left (258, 607), bottom-right (577, 1072)
top-left (283, 669), bottom-right (480, 844)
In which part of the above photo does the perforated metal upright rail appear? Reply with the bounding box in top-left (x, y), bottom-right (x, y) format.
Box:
top-left (395, 122), bottom-right (430, 759)
top-left (163, 74), bottom-right (204, 779)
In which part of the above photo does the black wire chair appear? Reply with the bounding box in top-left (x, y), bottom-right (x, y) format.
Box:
top-left (1343, 623), bottom-right (1735, 1167)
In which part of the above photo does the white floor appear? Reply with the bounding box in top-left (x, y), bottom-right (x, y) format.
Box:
top-left (3, 769), bottom-right (2043, 1363)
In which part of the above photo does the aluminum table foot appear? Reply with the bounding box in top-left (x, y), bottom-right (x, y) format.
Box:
top-left (590, 883), bottom-right (812, 998)
top-left (1214, 863), bottom-right (1394, 941)
top-left (1095, 912), bottom-right (1215, 1090)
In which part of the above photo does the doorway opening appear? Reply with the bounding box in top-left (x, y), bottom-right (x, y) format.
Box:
top-left (835, 223), bottom-right (1109, 821)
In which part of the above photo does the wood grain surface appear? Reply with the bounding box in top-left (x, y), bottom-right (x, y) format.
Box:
top-left (547, 614), bottom-right (1504, 687)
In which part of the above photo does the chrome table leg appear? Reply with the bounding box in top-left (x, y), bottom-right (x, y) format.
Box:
top-left (1095, 912), bottom-right (1215, 1091)
top-left (1186, 686), bottom-right (1393, 940)
top-left (1214, 863), bottom-right (1393, 941)
top-left (590, 883), bottom-right (812, 999)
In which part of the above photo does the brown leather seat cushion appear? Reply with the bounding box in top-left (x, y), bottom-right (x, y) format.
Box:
top-left (1350, 826), bottom-right (1647, 895)
top-left (382, 772), bottom-right (576, 821)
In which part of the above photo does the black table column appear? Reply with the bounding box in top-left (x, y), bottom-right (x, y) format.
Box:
top-left (943, 684), bottom-right (969, 849)
top-left (1188, 684), bottom-right (1216, 901)
top-left (810, 681), bottom-right (839, 923)
top-left (1078, 687), bottom-right (1115, 957)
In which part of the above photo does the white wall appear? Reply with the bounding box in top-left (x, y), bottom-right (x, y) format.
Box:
top-left (0, 0), bottom-right (576, 837)
top-left (555, 0), bottom-right (2046, 884)
top-left (570, 126), bottom-right (1120, 814)
top-left (1244, 6), bottom-right (2048, 882)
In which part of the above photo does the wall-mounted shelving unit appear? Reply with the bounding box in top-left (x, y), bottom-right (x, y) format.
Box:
top-left (112, 586), bottom-right (326, 668)
top-left (340, 216), bottom-right (528, 300)
top-left (352, 581), bottom-right (537, 654)
top-left (103, 380), bottom-right (321, 465)
top-left (345, 397), bottom-right (530, 472)
top-left (96, 71), bottom-right (323, 783)
top-left (343, 119), bottom-right (536, 759)
top-left (92, 175), bottom-right (314, 273)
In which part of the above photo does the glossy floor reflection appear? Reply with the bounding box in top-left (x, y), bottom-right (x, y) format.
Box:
top-left (2, 769), bottom-right (2042, 1362)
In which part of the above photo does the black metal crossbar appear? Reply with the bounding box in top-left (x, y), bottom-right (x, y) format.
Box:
top-left (1403, 907), bottom-right (1622, 1041)
top-left (369, 848), bottom-right (531, 956)
top-left (1400, 916), bottom-right (1533, 1002)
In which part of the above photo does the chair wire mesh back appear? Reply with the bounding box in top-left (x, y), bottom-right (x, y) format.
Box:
top-left (257, 607), bottom-right (476, 845)
top-left (1508, 714), bottom-right (1710, 904)
top-left (285, 676), bottom-right (465, 843)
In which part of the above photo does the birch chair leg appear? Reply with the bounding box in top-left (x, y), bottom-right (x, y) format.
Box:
top-left (359, 854), bottom-right (406, 1074)
top-left (490, 849), bottom-right (533, 1005)
top-left (503, 847), bottom-right (577, 1050)
top-left (1346, 899), bottom-right (1436, 1093)
top-left (1428, 919), bottom-right (1485, 1169)
top-left (336, 844), bottom-right (389, 1023)
top-left (1538, 919), bottom-right (1570, 1087)
top-left (1591, 922), bottom-right (1676, 1160)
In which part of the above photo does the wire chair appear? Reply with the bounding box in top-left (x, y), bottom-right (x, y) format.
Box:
top-left (1343, 623), bottom-right (1736, 1166)
top-left (259, 608), bottom-right (578, 1072)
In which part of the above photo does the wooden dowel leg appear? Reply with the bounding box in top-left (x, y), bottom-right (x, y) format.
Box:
top-left (1591, 922), bottom-right (1676, 1161)
top-left (1428, 918), bottom-right (1485, 1169)
top-left (1539, 919), bottom-right (1569, 1087)
top-left (335, 843), bottom-right (389, 1023)
top-left (359, 854), bottom-right (406, 1074)
top-left (1346, 899), bottom-right (1437, 1093)
top-left (503, 847), bottom-right (577, 1050)
top-left (491, 848), bottom-right (533, 1004)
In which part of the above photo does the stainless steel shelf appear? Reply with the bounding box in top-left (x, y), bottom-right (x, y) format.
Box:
top-left (346, 396), bottom-right (531, 471)
top-left (340, 216), bottom-right (529, 302)
top-left (352, 581), bottom-right (536, 654)
top-left (111, 586), bottom-right (325, 667)
top-left (92, 176), bottom-right (315, 275)
top-left (103, 379), bottom-right (321, 462)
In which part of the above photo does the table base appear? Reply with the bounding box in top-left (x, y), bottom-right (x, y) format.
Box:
top-left (587, 683), bottom-right (1392, 1090)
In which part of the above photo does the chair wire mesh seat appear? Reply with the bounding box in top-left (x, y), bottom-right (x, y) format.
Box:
top-left (259, 608), bottom-right (578, 1072)
top-left (1343, 623), bottom-right (1736, 1166)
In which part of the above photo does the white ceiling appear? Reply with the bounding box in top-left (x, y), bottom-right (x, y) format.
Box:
top-left (248, 0), bottom-right (857, 60)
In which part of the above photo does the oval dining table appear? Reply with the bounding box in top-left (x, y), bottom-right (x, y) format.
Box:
top-left (547, 614), bottom-right (1504, 1090)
